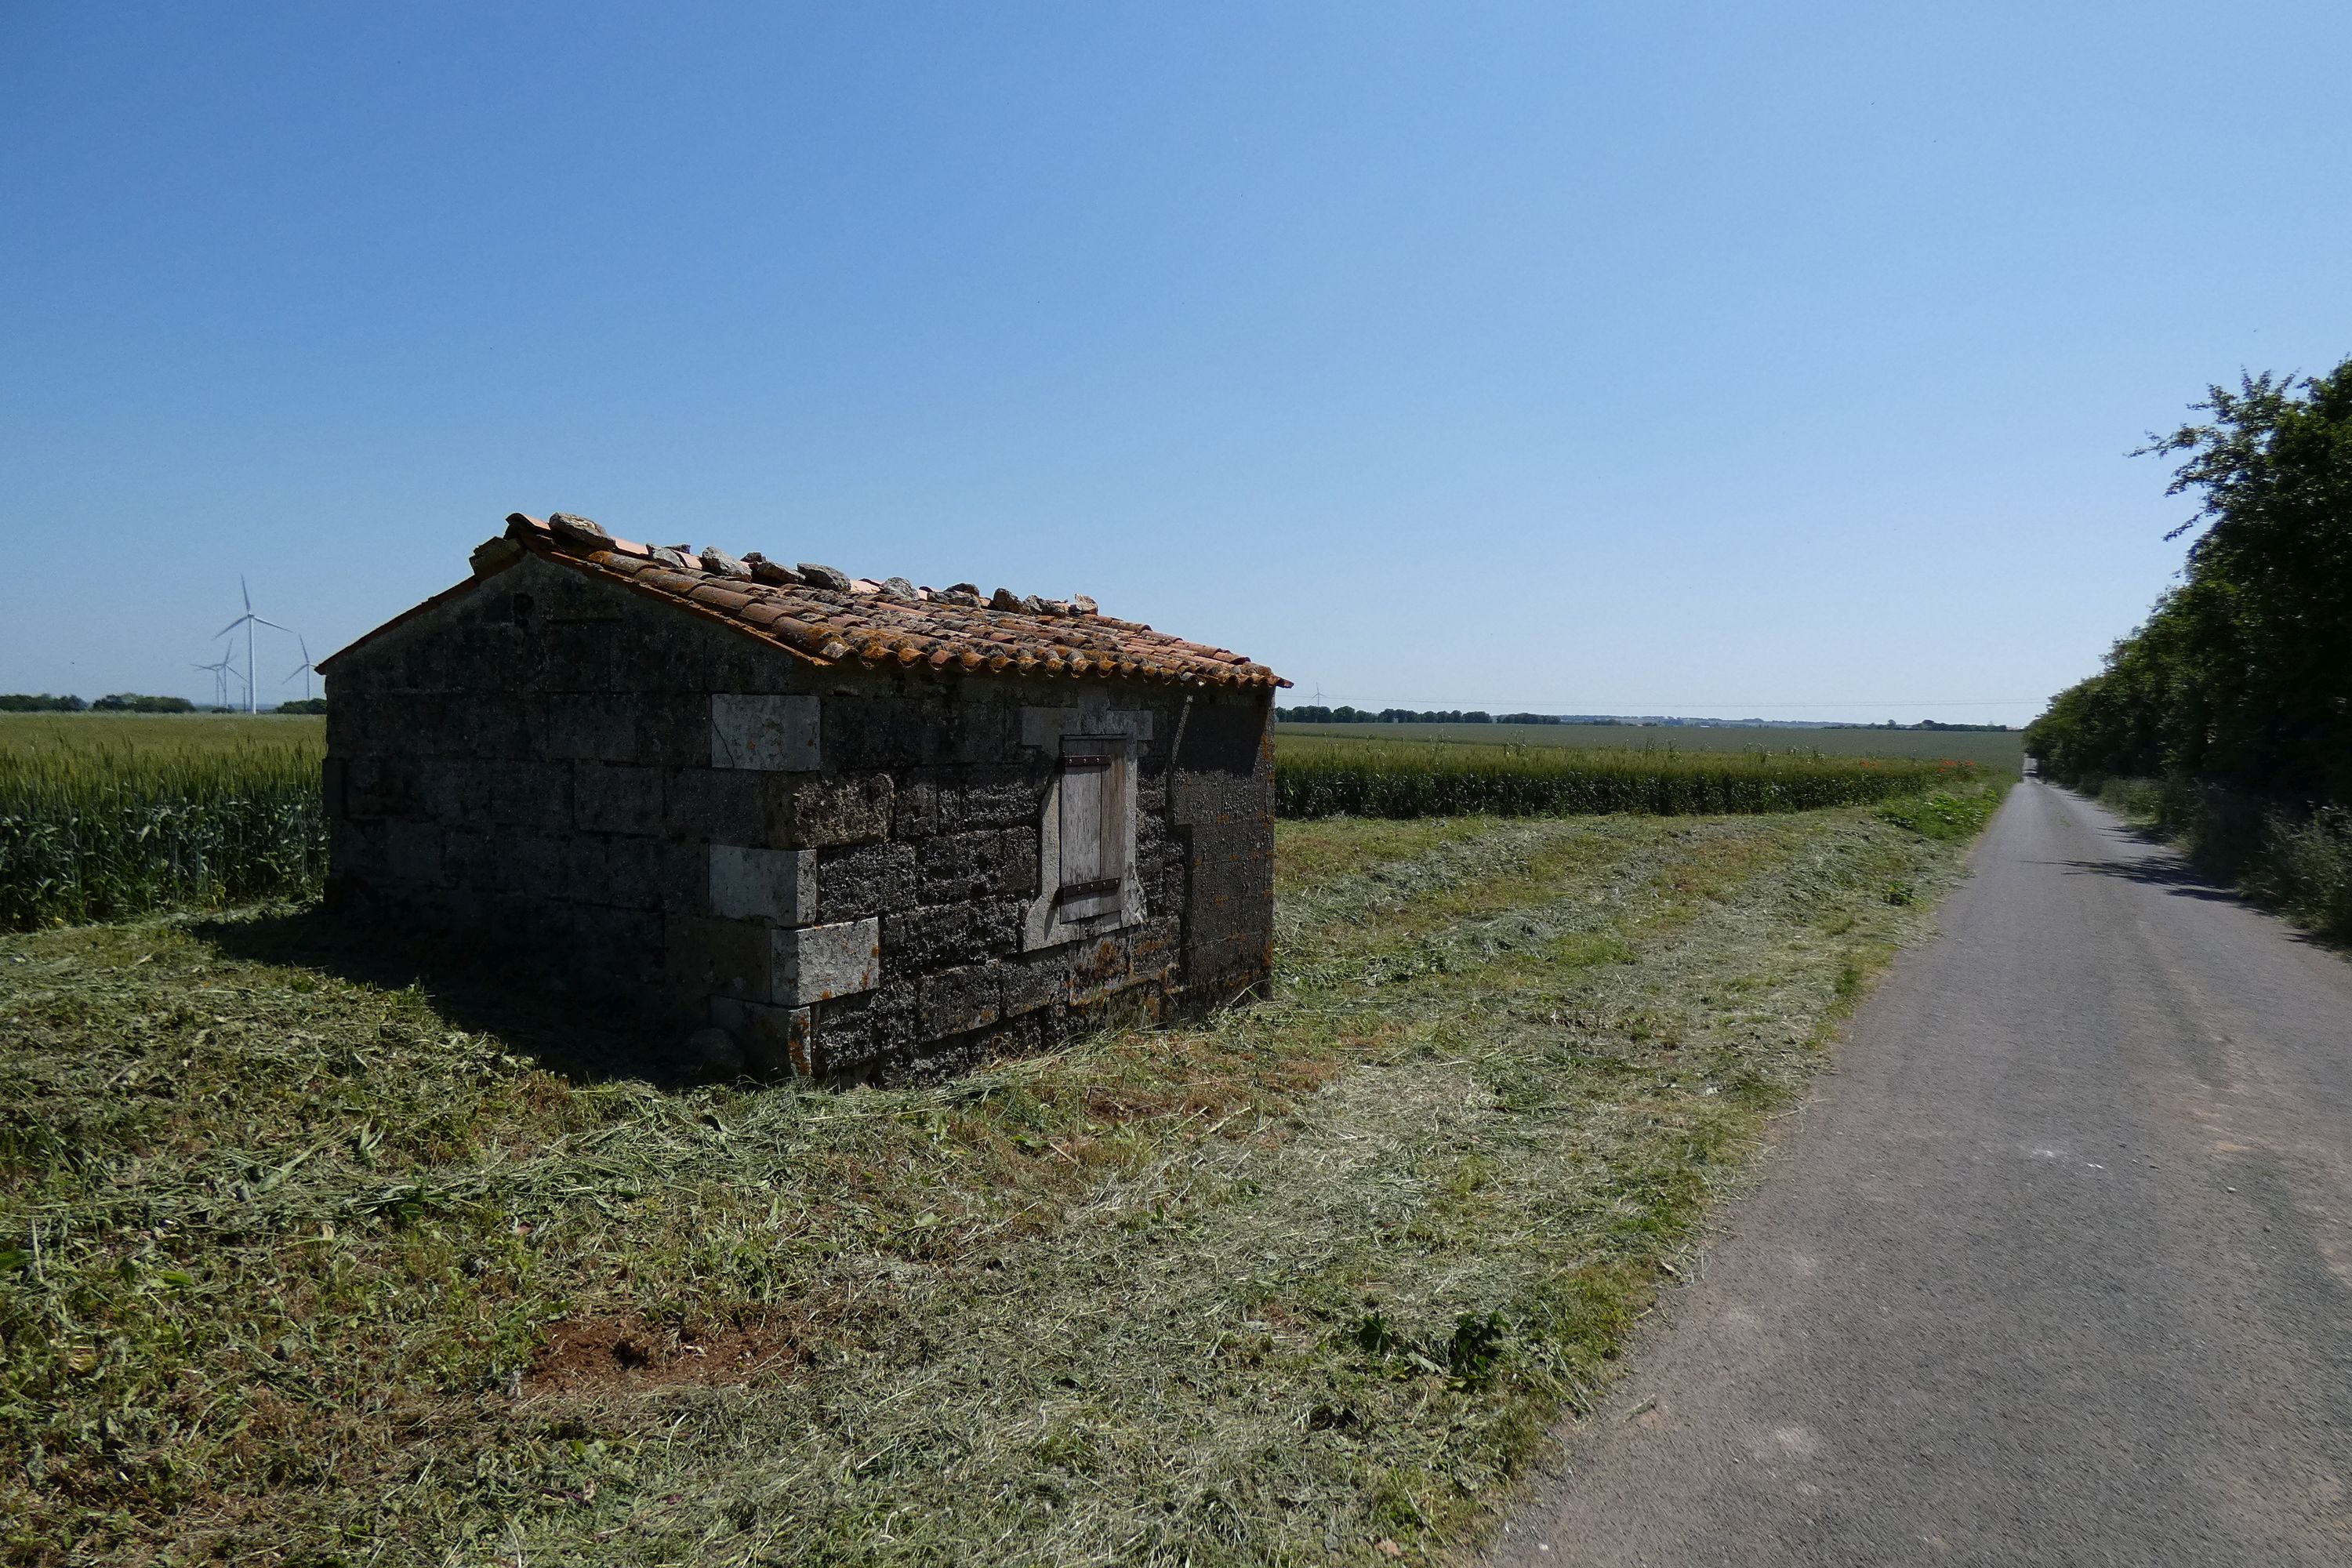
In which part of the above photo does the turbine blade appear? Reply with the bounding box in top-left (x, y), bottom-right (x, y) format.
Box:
top-left (241, 576), bottom-right (252, 612)
top-left (214, 615), bottom-right (248, 639)
top-left (253, 617), bottom-right (291, 633)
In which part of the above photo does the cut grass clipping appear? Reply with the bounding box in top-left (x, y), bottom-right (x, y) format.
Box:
top-left (1277, 735), bottom-right (1980, 818)
top-left (0, 716), bottom-right (327, 931)
top-left (2, 789), bottom-right (1998, 1566)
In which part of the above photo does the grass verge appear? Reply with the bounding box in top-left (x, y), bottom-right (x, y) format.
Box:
top-left (3, 793), bottom-right (1994, 1566)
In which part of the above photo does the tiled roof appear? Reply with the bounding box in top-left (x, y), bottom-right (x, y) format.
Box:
top-left (475, 512), bottom-right (1287, 690)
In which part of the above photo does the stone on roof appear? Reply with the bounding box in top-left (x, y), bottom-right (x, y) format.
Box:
top-left (479, 513), bottom-right (1287, 688)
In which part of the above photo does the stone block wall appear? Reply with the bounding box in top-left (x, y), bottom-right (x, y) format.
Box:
top-left (324, 553), bottom-right (1274, 1078)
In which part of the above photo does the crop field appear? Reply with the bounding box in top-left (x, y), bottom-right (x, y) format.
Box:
top-left (1276, 722), bottom-right (2025, 773)
top-left (0, 712), bottom-right (327, 760)
top-left (1, 781), bottom-right (2003, 1566)
top-left (2, 714), bottom-right (1986, 934)
top-left (1276, 736), bottom-right (1980, 819)
top-left (0, 714), bottom-right (327, 930)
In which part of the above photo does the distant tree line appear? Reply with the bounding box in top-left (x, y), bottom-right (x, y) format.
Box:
top-left (0, 693), bottom-right (201, 713)
top-left (1865, 720), bottom-right (2013, 733)
top-left (1278, 706), bottom-right (1571, 725)
top-left (93, 694), bottom-right (197, 713)
top-left (2025, 358), bottom-right (2352, 935)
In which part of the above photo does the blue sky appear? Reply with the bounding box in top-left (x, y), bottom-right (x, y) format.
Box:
top-left (3, 3), bottom-right (2347, 723)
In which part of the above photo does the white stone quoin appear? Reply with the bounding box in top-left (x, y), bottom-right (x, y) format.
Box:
top-left (707, 844), bottom-right (818, 925)
top-left (710, 694), bottom-right (821, 771)
top-left (774, 917), bottom-right (882, 1005)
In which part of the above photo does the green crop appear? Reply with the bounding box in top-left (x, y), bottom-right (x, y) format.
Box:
top-left (1276, 736), bottom-right (1979, 819)
top-left (0, 717), bottom-right (326, 929)
top-left (1279, 720), bottom-right (2024, 773)
top-left (2, 716), bottom-right (1983, 932)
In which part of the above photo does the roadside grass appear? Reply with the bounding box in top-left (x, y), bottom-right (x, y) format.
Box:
top-left (3, 794), bottom-right (1994, 1566)
top-left (2090, 777), bottom-right (2170, 823)
top-left (1877, 785), bottom-right (2009, 842)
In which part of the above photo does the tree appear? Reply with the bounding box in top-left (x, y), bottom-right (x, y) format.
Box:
top-left (90, 694), bottom-right (196, 713)
top-left (2027, 357), bottom-right (2352, 806)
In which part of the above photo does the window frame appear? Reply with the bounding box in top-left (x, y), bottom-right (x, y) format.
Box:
top-left (1023, 730), bottom-right (1142, 950)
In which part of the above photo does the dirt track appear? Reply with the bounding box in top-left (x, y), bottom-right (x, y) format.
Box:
top-left (1490, 779), bottom-right (2352, 1566)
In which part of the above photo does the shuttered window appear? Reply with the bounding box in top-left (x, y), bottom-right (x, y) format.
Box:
top-left (1057, 735), bottom-right (1129, 921)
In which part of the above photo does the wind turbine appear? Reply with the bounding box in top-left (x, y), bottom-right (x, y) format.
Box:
top-left (194, 652), bottom-right (236, 707)
top-left (283, 635), bottom-right (318, 702)
top-left (214, 578), bottom-right (289, 715)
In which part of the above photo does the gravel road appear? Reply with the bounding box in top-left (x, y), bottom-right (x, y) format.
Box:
top-left (1488, 779), bottom-right (2352, 1566)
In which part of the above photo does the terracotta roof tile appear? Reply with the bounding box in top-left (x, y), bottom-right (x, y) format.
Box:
top-left (488, 512), bottom-right (1287, 689)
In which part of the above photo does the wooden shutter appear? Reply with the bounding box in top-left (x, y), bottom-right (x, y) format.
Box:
top-left (1058, 736), bottom-right (1127, 920)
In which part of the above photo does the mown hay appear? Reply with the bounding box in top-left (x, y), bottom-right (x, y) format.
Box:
top-left (2, 798), bottom-right (1994, 1566)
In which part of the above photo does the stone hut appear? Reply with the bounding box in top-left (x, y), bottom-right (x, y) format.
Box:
top-left (317, 512), bottom-right (1284, 1079)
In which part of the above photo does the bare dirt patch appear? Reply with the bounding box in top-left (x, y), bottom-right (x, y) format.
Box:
top-left (524, 1314), bottom-right (808, 1396)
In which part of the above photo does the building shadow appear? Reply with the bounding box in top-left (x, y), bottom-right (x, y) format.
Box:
top-left (192, 904), bottom-right (704, 1087)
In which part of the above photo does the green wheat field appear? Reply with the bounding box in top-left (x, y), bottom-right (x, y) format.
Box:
top-left (0, 714), bottom-right (328, 930)
top-left (1275, 736), bottom-right (1980, 818)
top-left (0, 713), bottom-right (1998, 931)
top-left (1275, 720), bottom-right (2024, 771)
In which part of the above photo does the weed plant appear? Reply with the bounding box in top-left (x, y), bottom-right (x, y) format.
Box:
top-left (1876, 786), bottom-right (2007, 841)
top-left (1278, 737), bottom-right (1977, 819)
top-left (0, 719), bottom-right (326, 929)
